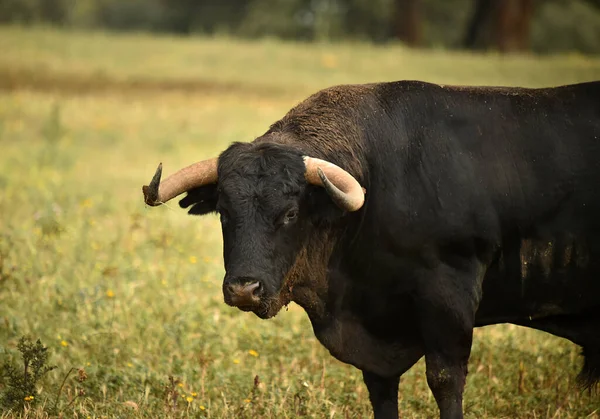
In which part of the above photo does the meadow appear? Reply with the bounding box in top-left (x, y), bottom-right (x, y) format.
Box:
top-left (1, 25), bottom-right (600, 418)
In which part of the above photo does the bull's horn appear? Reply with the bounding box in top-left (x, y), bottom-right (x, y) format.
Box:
top-left (142, 158), bottom-right (218, 206)
top-left (303, 156), bottom-right (366, 212)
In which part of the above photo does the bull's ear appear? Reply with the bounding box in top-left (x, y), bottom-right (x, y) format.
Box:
top-left (306, 185), bottom-right (345, 226)
top-left (179, 184), bottom-right (218, 216)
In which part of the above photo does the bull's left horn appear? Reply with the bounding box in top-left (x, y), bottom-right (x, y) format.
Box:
top-left (303, 156), bottom-right (366, 212)
top-left (142, 158), bottom-right (218, 206)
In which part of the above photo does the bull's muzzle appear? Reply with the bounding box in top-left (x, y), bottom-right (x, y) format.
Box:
top-left (223, 277), bottom-right (263, 311)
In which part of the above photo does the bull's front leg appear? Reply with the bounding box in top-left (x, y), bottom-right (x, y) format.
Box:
top-left (423, 336), bottom-right (472, 419)
top-left (362, 371), bottom-right (400, 419)
top-left (417, 262), bottom-right (483, 419)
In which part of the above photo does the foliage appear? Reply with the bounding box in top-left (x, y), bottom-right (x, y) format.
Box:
top-left (0, 337), bottom-right (56, 412)
top-left (532, 0), bottom-right (600, 54)
top-left (0, 0), bottom-right (600, 53)
top-left (0, 0), bottom-right (73, 24)
top-left (0, 27), bottom-right (599, 418)
top-left (0, 337), bottom-right (93, 416)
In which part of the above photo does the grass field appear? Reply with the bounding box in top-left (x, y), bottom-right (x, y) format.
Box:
top-left (1, 25), bottom-right (600, 418)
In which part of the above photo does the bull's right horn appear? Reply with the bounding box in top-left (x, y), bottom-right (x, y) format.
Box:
top-left (303, 156), bottom-right (366, 212)
top-left (142, 158), bottom-right (218, 206)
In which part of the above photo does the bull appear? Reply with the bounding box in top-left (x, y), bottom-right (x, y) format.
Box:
top-left (142, 80), bottom-right (600, 418)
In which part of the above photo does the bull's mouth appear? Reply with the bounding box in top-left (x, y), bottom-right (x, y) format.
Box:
top-left (250, 299), bottom-right (285, 319)
top-left (226, 302), bottom-right (278, 319)
top-left (253, 307), bottom-right (276, 319)
top-left (227, 291), bottom-right (292, 320)
top-left (235, 305), bottom-right (256, 313)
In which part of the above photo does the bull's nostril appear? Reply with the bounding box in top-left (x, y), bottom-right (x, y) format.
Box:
top-left (252, 282), bottom-right (262, 296)
top-left (244, 281), bottom-right (261, 297)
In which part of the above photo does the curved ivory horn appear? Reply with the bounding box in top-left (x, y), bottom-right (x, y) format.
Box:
top-left (142, 158), bottom-right (218, 206)
top-left (303, 156), bottom-right (366, 211)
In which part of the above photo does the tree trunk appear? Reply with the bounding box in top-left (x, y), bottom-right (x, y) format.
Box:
top-left (394, 0), bottom-right (422, 47)
top-left (464, 0), bottom-right (535, 53)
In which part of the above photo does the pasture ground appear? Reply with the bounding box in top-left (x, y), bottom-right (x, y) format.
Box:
top-left (1, 26), bottom-right (600, 418)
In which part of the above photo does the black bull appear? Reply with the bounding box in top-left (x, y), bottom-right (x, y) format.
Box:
top-left (143, 80), bottom-right (600, 418)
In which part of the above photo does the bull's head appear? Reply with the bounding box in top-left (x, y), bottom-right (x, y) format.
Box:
top-left (142, 142), bottom-right (365, 319)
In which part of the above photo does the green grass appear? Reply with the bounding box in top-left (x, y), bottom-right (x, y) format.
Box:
top-left (0, 26), bottom-right (599, 418)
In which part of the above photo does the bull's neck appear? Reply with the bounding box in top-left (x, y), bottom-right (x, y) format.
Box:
top-left (286, 231), bottom-right (336, 323)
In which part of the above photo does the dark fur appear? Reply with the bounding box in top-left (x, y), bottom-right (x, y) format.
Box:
top-left (178, 80), bottom-right (600, 418)
top-left (579, 346), bottom-right (600, 392)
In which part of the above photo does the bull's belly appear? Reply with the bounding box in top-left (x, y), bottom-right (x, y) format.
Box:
top-left (476, 237), bottom-right (600, 324)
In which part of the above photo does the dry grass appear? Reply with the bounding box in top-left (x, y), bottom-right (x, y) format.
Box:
top-left (0, 25), bottom-right (599, 418)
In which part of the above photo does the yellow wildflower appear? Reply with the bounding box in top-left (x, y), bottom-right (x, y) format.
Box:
top-left (244, 399), bottom-right (251, 403)
top-left (199, 405), bottom-right (206, 410)
top-left (233, 359), bottom-right (240, 364)
top-left (191, 392), bottom-right (197, 397)
top-left (24, 395), bottom-right (34, 401)
top-left (248, 349), bottom-right (259, 357)
top-left (178, 383), bottom-right (184, 388)
top-left (186, 396), bottom-right (193, 403)
top-left (189, 256), bottom-right (197, 264)
top-left (60, 340), bottom-right (68, 347)
top-left (86, 362), bottom-right (91, 366)
top-left (106, 289), bottom-right (115, 298)
top-left (127, 363), bottom-right (133, 367)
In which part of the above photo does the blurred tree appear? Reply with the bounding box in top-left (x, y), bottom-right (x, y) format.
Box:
top-left (336, 0), bottom-right (392, 43)
top-left (463, 0), bottom-right (536, 52)
top-left (0, 0), bottom-right (72, 24)
top-left (157, 0), bottom-right (201, 33)
top-left (38, 0), bottom-right (72, 23)
top-left (532, 0), bottom-right (600, 54)
top-left (393, 0), bottom-right (422, 46)
top-left (159, 0), bottom-right (250, 34)
top-left (422, 0), bottom-right (471, 48)
top-left (0, 0), bottom-right (599, 54)
top-left (0, 0), bottom-right (34, 23)
top-left (94, 0), bottom-right (164, 31)
top-left (238, 0), bottom-right (314, 40)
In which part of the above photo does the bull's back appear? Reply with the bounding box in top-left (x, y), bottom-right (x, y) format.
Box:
top-left (363, 81), bottom-right (600, 313)
top-left (367, 80), bottom-right (600, 237)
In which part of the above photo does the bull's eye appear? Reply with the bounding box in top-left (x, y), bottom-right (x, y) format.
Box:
top-left (283, 208), bottom-right (298, 225)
